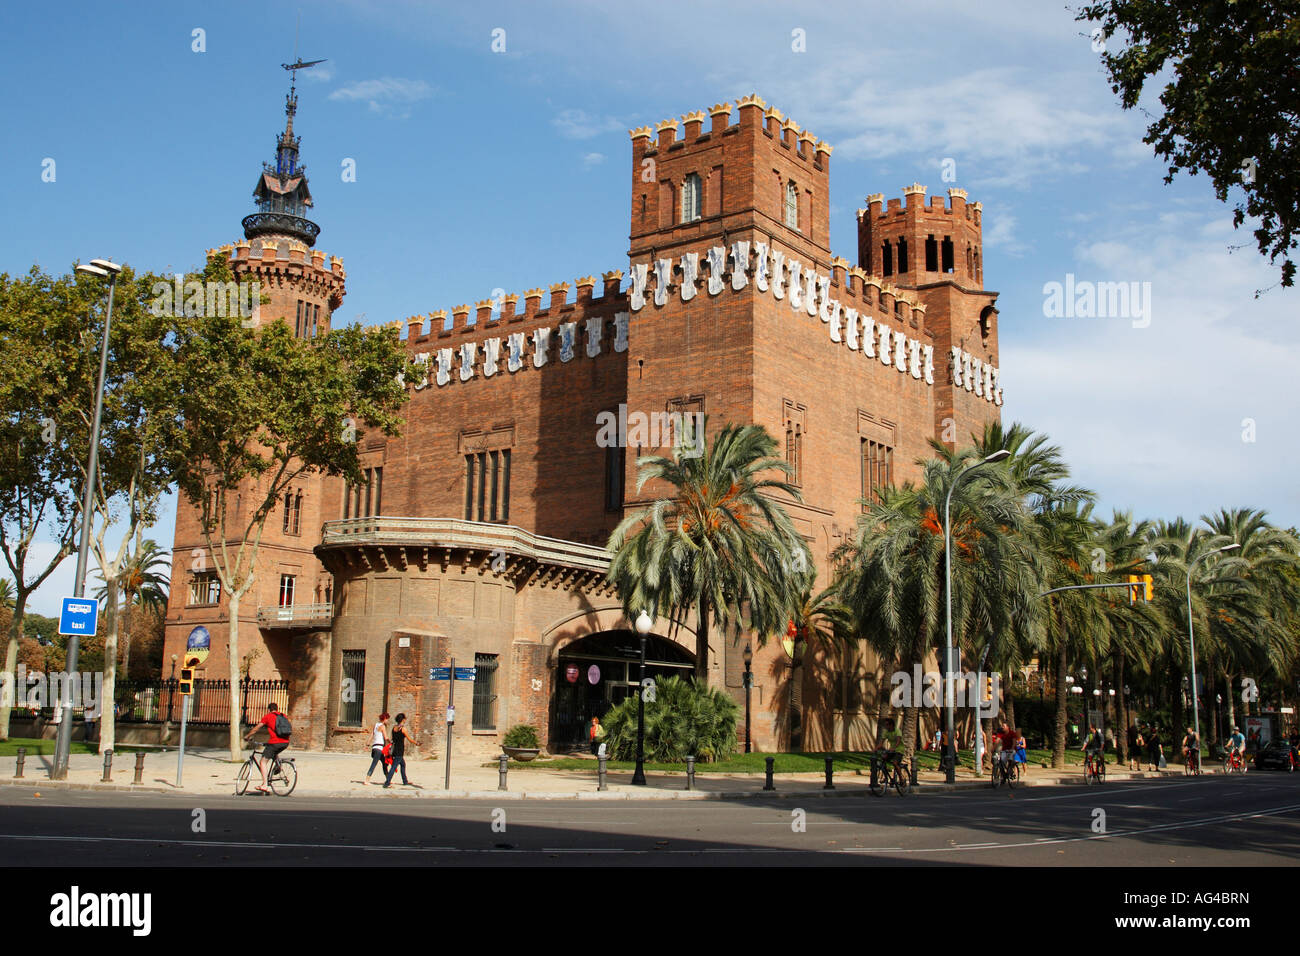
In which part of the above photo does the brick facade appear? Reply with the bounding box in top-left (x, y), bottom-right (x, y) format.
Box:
top-left (162, 93), bottom-right (1002, 755)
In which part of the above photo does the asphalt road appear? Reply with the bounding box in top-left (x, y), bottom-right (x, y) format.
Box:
top-left (2, 773), bottom-right (1297, 866)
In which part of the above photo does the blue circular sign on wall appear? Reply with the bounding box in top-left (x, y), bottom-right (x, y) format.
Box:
top-left (185, 626), bottom-right (211, 665)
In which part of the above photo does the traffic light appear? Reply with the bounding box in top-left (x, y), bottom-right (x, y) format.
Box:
top-left (984, 674), bottom-right (994, 702)
top-left (1127, 574), bottom-right (1141, 603)
top-left (1143, 574), bottom-right (1153, 601)
top-left (178, 667), bottom-right (195, 695)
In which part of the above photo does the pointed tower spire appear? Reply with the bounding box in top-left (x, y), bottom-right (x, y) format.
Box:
top-left (242, 58), bottom-right (327, 247)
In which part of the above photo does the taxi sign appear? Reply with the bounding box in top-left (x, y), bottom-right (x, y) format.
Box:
top-left (58, 597), bottom-right (99, 637)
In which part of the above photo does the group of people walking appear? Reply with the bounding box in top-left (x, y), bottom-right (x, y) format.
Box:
top-left (364, 712), bottom-right (419, 788)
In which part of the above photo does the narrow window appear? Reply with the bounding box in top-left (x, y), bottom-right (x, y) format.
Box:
top-left (295, 300), bottom-right (303, 338)
top-left (476, 452), bottom-right (487, 520)
top-left (500, 449), bottom-right (511, 523)
top-left (881, 241), bottom-right (893, 277)
top-left (313, 303), bottom-right (321, 336)
top-left (472, 653), bottom-right (499, 730)
top-left (605, 444), bottom-right (625, 511)
top-left (925, 236), bottom-right (938, 272)
top-left (785, 181), bottom-right (798, 229)
top-left (941, 237), bottom-right (955, 273)
top-left (278, 573), bottom-right (295, 608)
top-left (897, 238), bottom-right (908, 273)
top-left (371, 467), bottom-right (382, 516)
top-left (341, 650), bottom-right (365, 727)
top-left (489, 450), bottom-right (500, 522)
top-left (464, 454), bottom-right (476, 519)
top-left (682, 173), bottom-right (702, 222)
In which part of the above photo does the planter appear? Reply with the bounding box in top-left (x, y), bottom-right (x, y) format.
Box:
top-left (502, 746), bottom-right (540, 762)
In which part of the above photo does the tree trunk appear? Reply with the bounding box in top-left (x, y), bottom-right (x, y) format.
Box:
top-left (0, 593), bottom-right (30, 741)
top-left (1114, 652), bottom-right (1126, 763)
top-left (1052, 641), bottom-right (1069, 769)
top-left (227, 590), bottom-right (242, 763)
top-left (99, 579), bottom-right (118, 755)
top-left (1225, 670), bottom-right (1237, 731)
top-left (1004, 682), bottom-right (1017, 738)
top-left (121, 603), bottom-right (133, 680)
top-left (694, 596), bottom-right (710, 683)
top-left (902, 702), bottom-right (919, 768)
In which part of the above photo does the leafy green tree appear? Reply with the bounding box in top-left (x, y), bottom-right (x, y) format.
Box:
top-left (606, 420), bottom-right (807, 681)
top-left (1078, 0), bottom-right (1300, 287)
top-left (172, 257), bottom-right (414, 760)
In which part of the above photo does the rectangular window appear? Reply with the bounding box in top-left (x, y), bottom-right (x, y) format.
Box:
top-left (472, 653), bottom-right (499, 731)
top-left (313, 304), bottom-right (320, 337)
top-left (279, 574), bottom-right (296, 608)
top-left (861, 439), bottom-right (893, 507)
top-left (464, 454), bottom-right (476, 520)
top-left (282, 491), bottom-right (302, 535)
top-left (188, 572), bottom-right (221, 606)
top-left (605, 444), bottom-right (625, 512)
top-left (295, 300), bottom-right (303, 338)
top-left (500, 449), bottom-right (510, 522)
top-left (370, 467), bottom-right (382, 516)
top-left (464, 447), bottom-right (511, 522)
top-left (489, 450), bottom-right (500, 522)
top-left (341, 650), bottom-right (365, 727)
top-left (785, 181), bottom-right (798, 229)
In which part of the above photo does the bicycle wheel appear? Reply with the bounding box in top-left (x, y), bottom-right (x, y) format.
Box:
top-left (991, 760), bottom-right (1002, 788)
top-left (235, 760), bottom-right (253, 795)
top-left (1096, 758), bottom-right (1105, 783)
top-left (1006, 762), bottom-right (1017, 790)
top-left (269, 759), bottom-right (297, 796)
top-left (893, 765), bottom-right (910, 796)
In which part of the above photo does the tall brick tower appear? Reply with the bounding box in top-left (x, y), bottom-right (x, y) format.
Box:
top-left (857, 184), bottom-right (1000, 448)
top-left (162, 67), bottom-right (345, 739)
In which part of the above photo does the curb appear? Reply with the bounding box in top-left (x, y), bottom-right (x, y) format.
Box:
top-left (0, 779), bottom-right (167, 793)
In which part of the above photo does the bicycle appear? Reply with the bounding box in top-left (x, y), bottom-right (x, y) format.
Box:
top-left (236, 743), bottom-right (297, 796)
top-left (869, 751), bottom-right (911, 797)
top-left (1223, 748), bottom-right (1247, 775)
top-left (991, 753), bottom-right (1018, 789)
top-left (1183, 748), bottom-right (1202, 776)
top-left (1083, 751), bottom-right (1105, 785)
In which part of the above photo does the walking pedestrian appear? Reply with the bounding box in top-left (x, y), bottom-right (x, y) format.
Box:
top-left (383, 713), bottom-right (417, 788)
top-left (1146, 726), bottom-right (1162, 771)
top-left (589, 716), bottom-right (604, 755)
top-left (365, 711), bottom-right (390, 784)
top-left (1128, 722), bottom-right (1143, 771)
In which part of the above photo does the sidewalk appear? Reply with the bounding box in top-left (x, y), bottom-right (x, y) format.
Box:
top-left (0, 747), bottom-right (1219, 800)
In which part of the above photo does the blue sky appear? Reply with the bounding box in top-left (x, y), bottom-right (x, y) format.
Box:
top-left (3, 0), bottom-right (1297, 616)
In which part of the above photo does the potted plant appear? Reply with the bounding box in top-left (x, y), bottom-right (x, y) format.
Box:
top-left (501, 723), bottom-right (541, 761)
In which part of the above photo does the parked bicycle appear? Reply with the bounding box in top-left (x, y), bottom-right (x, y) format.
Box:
top-left (870, 751), bottom-right (911, 797)
top-left (1084, 751), bottom-right (1106, 785)
top-left (236, 743), bottom-right (298, 796)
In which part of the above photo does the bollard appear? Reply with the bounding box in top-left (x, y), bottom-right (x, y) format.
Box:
top-left (101, 749), bottom-right (113, 783)
top-left (597, 755), bottom-right (608, 791)
top-left (15, 747), bottom-right (25, 779)
top-left (824, 756), bottom-right (835, 790)
top-left (498, 754), bottom-right (509, 792)
top-left (909, 758), bottom-right (918, 789)
top-left (763, 756), bottom-right (776, 791)
top-left (133, 751), bottom-right (145, 785)
top-left (870, 753), bottom-right (879, 793)
top-left (685, 755), bottom-right (695, 791)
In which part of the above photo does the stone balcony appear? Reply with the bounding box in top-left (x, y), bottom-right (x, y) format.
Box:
top-left (256, 603), bottom-right (334, 629)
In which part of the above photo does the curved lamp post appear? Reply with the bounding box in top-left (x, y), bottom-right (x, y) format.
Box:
top-left (52, 259), bottom-right (121, 781)
top-left (942, 449), bottom-right (1009, 783)
top-left (1186, 543), bottom-right (1239, 771)
top-left (632, 610), bottom-right (653, 785)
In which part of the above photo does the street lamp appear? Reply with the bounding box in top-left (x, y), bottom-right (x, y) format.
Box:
top-left (52, 258), bottom-right (121, 781)
top-left (942, 448), bottom-right (1009, 782)
top-left (742, 642), bottom-right (753, 754)
top-left (1186, 543), bottom-right (1240, 771)
top-left (631, 610), bottom-right (653, 785)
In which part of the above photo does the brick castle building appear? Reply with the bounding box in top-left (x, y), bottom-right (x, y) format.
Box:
top-left (162, 84), bottom-right (1003, 756)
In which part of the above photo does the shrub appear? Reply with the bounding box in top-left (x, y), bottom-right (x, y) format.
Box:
top-left (502, 724), bottom-right (540, 749)
top-left (602, 675), bottom-right (739, 763)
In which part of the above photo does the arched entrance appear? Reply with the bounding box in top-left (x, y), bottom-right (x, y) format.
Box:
top-left (549, 630), bottom-right (694, 752)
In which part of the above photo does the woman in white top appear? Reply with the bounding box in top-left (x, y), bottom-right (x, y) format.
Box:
top-left (365, 712), bottom-right (391, 784)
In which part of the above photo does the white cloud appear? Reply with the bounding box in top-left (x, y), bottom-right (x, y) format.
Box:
top-left (553, 109), bottom-right (625, 140)
top-left (580, 152), bottom-right (605, 168)
top-left (329, 78), bottom-right (434, 118)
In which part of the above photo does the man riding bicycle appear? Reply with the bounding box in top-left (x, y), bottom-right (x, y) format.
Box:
top-left (1080, 724), bottom-right (1104, 771)
top-left (992, 722), bottom-right (1017, 768)
top-left (243, 702), bottom-right (290, 794)
top-left (1225, 726), bottom-right (1246, 768)
top-left (1181, 726), bottom-right (1200, 769)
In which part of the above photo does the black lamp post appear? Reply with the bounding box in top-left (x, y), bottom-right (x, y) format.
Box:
top-left (742, 642), bottom-right (753, 754)
top-left (632, 610), bottom-right (652, 785)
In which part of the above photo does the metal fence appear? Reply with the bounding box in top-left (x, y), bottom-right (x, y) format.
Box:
top-left (116, 678), bottom-right (291, 726)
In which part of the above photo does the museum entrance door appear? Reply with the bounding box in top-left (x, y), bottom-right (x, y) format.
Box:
top-left (550, 630), bottom-right (694, 752)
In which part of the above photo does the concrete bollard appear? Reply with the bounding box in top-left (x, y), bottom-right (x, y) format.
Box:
top-left (101, 750), bottom-right (113, 783)
top-left (824, 756), bottom-right (835, 790)
top-left (498, 754), bottom-right (509, 791)
top-left (133, 751), bottom-right (146, 785)
top-left (685, 755), bottom-right (695, 790)
top-left (597, 755), bottom-right (608, 791)
top-left (15, 747), bottom-right (25, 779)
top-left (763, 756), bottom-right (776, 791)
top-left (909, 758), bottom-right (918, 788)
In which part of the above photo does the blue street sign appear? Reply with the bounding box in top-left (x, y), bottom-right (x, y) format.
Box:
top-left (58, 597), bottom-right (99, 637)
top-left (454, 667), bottom-right (476, 681)
top-left (429, 667), bottom-right (451, 680)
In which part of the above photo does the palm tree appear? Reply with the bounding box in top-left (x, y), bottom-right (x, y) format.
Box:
top-left (606, 419), bottom-right (807, 681)
top-left (0, 578), bottom-right (14, 611)
top-left (93, 538), bottom-right (170, 678)
top-left (787, 581), bottom-right (853, 751)
top-left (837, 450), bottom-right (1036, 768)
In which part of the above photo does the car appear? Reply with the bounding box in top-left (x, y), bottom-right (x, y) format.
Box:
top-left (1252, 739), bottom-right (1298, 772)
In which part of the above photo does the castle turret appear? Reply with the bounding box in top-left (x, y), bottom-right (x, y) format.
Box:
top-left (242, 70), bottom-right (320, 248)
top-left (857, 185), bottom-right (983, 290)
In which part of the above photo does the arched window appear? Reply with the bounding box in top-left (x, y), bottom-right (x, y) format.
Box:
top-left (681, 173), bottom-right (702, 223)
top-left (785, 181), bottom-right (798, 229)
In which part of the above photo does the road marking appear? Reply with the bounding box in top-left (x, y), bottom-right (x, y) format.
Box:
top-left (954, 842), bottom-right (999, 848)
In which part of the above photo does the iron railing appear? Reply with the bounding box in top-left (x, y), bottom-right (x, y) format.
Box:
top-left (241, 212), bottom-right (320, 245)
top-left (115, 678), bottom-right (290, 726)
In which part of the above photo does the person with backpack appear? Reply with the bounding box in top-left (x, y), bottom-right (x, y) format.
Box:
top-left (365, 712), bottom-right (391, 784)
top-left (243, 702), bottom-right (291, 794)
top-left (383, 713), bottom-right (418, 788)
